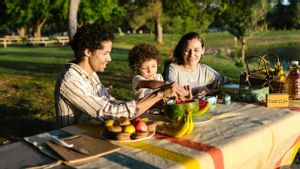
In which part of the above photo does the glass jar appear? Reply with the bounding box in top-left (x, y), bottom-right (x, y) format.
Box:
top-left (285, 61), bottom-right (300, 99)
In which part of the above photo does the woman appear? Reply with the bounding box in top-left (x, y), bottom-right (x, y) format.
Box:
top-left (164, 32), bottom-right (230, 97)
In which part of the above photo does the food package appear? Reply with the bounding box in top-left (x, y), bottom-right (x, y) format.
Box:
top-left (221, 83), bottom-right (269, 102)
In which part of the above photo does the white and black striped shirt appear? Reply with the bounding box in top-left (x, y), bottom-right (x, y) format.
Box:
top-left (54, 63), bottom-right (137, 128)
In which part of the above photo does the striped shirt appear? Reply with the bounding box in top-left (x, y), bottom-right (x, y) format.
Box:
top-left (54, 63), bottom-right (137, 128)
top-left (131, 74), bottom-right (164, 100)
top-left (165, 63), bottom-right (230, 93)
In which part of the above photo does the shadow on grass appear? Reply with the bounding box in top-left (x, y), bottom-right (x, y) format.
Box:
top-left (0, 103), bottom-right (54, 145)
top-left (0, 45), bottom-right (72, 59)
top-left (0, 60), bottom-right (64, 74)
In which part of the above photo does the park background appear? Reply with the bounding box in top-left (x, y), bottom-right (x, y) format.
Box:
top-left (1, 1), bottom-right (300, 164)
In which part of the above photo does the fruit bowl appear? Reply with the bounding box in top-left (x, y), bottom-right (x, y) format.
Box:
top-left (164, 99), bottom-right (199, 122)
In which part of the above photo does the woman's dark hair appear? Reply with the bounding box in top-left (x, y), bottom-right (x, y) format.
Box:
top-left (128, 43), bottom-right (161, 72)
top-left (71, 23), bottom-right (115, 63)
top-left (172, 32), bottom-right (205, 65)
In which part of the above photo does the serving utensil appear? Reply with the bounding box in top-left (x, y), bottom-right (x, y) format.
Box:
top-left (50, 135), bottom-right (90, 155)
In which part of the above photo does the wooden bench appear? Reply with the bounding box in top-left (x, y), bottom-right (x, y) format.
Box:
top-left (0, 38), bottom-right (12, 48)
top-left (4, 35), bottom-right (22, 43)
top-left (26, 37), bottom-right (56, 46)
top-left (55, 36), bottom-right (70, 45)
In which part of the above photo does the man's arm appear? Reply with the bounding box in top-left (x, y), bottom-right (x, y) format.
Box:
top-left (135, 80), bottom-right (167, 90)
top-left (135, 82), bottom-right (190, 116)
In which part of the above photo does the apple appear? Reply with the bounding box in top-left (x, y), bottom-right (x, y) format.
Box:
top-left (134, 120), bottom-right (148, 132)
top-left (133, 117), bottom-right (142, 123)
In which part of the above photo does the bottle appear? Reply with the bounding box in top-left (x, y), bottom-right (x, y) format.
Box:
top-left (285, 61), bottom-right (300, 99)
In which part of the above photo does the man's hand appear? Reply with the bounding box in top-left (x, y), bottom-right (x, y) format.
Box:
top-left (161, 82), bottom-right (191, 100)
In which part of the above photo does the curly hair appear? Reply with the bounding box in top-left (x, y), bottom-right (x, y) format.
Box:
top-left (128, 44), bottom-right (161, 72)
top-left (172, 32), bottom-right (205, 65)
top-left (71, 23), bottom-right (115, 63)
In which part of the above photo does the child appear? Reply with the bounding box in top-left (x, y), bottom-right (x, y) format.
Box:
top-left (128, 43), bottom-right (166, 101)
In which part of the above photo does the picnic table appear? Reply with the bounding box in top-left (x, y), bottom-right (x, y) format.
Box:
top-left (1, 100), bottom-right (300, 169)
top-left (26, 37), bottom-right (56, 46)
top-left (0, 35), bottom-right (23, 48)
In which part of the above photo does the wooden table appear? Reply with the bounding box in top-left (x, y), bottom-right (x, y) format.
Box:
top-left (2, 101), bottom-right (300, 169)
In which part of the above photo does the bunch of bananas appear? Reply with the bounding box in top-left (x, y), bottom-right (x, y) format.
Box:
top-left (273, 60), bottom-right (285, 77)
top-left (253, 58), bottom-right (285, 78)
top-left (162, 111), bottom-right (194, 138)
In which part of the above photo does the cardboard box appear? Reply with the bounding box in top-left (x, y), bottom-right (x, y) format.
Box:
top-left (221, 83), bottom-right (269, 102)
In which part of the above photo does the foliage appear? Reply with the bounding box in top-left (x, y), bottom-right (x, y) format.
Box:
top-left (219, 0), bottom-right (271, 64)
top-left (78, 0), bottom-right (126, 29)
top-left (163, 0), bottom-right (219, 34)
top-left (268, 0), bottom-right (300, 30)
top-left (5, 0), bottom-right (66, 37)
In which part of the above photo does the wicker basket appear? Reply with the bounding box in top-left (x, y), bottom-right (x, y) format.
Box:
top-left (240, 54), bottom-right (286, 93)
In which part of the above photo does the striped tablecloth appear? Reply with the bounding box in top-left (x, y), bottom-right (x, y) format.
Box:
top-left (25, 101), bottom-right (300, 169)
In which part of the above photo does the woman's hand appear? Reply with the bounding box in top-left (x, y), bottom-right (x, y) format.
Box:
top-left (183, 85), bottom-right (192, 99)
top-left (195, 87), bottom-right (219, 97)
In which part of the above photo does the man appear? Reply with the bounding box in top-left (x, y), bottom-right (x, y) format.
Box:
top-left (54, 23), bottom-right (189, 128)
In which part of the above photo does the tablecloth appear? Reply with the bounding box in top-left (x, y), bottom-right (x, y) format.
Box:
top-left (23, 101), bottom-right (300, 169)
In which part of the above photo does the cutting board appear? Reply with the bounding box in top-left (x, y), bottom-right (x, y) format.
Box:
top-left (46, 134), bottom-right (120, 163)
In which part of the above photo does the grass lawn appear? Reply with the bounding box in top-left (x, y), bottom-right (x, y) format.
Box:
top-left (1, 30), bottom-right (300, 145)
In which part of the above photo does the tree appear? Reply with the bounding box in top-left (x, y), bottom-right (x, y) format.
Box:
top-left (0, 0), bottom-right (12, 35)
top-left (68, 0), bottom-right (80, 41)
top-left (163, 0), bottom-right (219, 34)
top-left (128, 0), bottom-right (164, 43)
top-left (220, 0), bottom-right (271, 65)
top-left (149, 0), bottom-right (163, 44)
top-left (5, 0), bottom-right (65, 38)
top-left (78, 0), bottom-right (126, 27)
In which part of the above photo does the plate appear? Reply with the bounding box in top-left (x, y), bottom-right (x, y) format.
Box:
top-left (100, 131), bottom-right (155, 143)
top-left (192, 111), bottom-right (214, 125)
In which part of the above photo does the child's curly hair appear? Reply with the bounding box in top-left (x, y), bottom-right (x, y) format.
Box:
top-left (128, 43), bottom-right (161, 72)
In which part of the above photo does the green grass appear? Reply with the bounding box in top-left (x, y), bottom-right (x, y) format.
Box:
top-left (1, 30), bottom-right (300, 144)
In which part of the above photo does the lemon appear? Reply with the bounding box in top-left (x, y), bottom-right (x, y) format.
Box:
top-left (105, 119), bottom-right (114, 127)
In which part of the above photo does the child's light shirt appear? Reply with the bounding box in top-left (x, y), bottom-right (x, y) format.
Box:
top-left (132, 74), bottom-right (164, 100)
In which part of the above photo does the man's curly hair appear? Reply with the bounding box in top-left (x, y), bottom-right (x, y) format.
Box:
top-left (71, 23), bottom-right (115, 63)
top-left (128, 44), bottom-right (161, 72)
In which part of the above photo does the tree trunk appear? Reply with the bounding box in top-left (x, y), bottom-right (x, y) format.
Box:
top-left (241, 36), bottom-right (247, 64)
top-left (17, 27), bottom-right (26, 38)
top-left (68, 0), bottom-right (80, 41)
top-left (155, 15), bottom-right (163, 44)
top-left (34, 19), bottom-right (46, 38)
top-left (117, 27), bottom-right (125, 36)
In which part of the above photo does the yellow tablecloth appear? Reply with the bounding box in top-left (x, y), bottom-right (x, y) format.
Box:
top-left (25, 101), bottom-right (300, 169)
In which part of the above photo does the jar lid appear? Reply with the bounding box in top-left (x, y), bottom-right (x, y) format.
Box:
top-left (291, 61), bottom-right (299, 65)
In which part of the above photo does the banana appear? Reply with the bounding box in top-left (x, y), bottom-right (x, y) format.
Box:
top-left (275, 66), bottom-right (285, 76)
top-left (254, 68), bottom-right (275, 75)
top-left (163, 113), bottom-right (189, 138)
top-left (185, 112), bottom-right (194, 135)
top-left (193, 102), bottom-right (210, 116)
